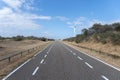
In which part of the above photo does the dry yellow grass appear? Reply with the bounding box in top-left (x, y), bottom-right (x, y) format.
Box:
top-left (64, 41), bottom-right (120, 69)
top-left (71, 41), bottom-right (120, 56)
top-left (0, 40), bottom-right (52, 79)
top-left (0, 40), bottom-right (47, 57)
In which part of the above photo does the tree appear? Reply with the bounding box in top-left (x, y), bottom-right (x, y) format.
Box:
top-left (112, 23), bottom-right (120, 31)
top-left (115, 26), bottom-right (120, 32)
top-left (82, 28), bottom-right (88, 36)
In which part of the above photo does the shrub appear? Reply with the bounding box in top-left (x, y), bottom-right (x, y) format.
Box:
top-left (110, 32), bottom-right (120, 45)
top-left (92, 34), bottom-right (99, 41)
top-left (12, 35), bottom-right (24, 41)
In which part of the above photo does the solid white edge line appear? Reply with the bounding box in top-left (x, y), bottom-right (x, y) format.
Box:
top-left (101, 75), bottom-right (109, 80)
top-left (2, 59), bottom-right (31, 80)
top-left (85, 62), bottom-right (93, 69)
top-left (32, 67), bottom-right (39, 76)
top-left (77, 56), bottom-right (83, 60)
top-left (40, 59), bottom-right (44, 64)
top-left (65, 43), bottom-right (120, 71)
top-left (80, 50), bottom-right (120, 71)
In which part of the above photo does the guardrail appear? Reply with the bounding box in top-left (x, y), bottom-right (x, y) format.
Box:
top-left (71, 43), bottom-right (120, 59)
top-left (0, 46), bottom-right (41, 63)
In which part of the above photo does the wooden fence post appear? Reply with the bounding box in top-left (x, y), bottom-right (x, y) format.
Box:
top-left (8, 57), bottom-right (11, 62)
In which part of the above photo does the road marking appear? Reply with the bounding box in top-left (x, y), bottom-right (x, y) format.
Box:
top-left (32, 67), bottom-right (39, 76)
top-left (47, 43), bottom-right (54, 54)
top-left (85, 62), bottom-right (93, 69)
top-left (40, 59), bottom-right (44, 64)
top-left (77, 56), bottom-right (83, 60)
top-left (2, 59), bottom-right (31, 80)
top-left (65, 44), bottom-right (120, 71)
top-left (34, 43), bottom-right (52, 57)
top-left (34, 53), bottom-right (38, 57)
top-left (101, 75), bottom-right (109, 80)
top-left (44, 55), bottom-right (47, 58)
top-left (73, 53), bottom-right (76, 55)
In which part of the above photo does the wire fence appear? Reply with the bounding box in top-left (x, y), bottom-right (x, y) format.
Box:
top-left (0, 46), bottom-right (41, 63)
top-left (71, 43), bottom-right (120, 59)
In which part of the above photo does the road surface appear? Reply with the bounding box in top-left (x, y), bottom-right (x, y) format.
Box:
top-left (2, 41), bottom-right (120, 80)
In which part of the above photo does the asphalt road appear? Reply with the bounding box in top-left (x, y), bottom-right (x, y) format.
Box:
top-left (2, 41), bottom-right (120, 80)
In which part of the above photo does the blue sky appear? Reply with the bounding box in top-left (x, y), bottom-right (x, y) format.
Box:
top-left (0, 0), bottom-right (120, 39)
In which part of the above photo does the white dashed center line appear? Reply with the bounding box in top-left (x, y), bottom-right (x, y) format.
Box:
top-left (47, 44), bottom-right (54, 54)
top-left (73, 53), bottom-right (76, 55)
top-left (40, 59), bottom-right (44, 64)
top-left (77, 56), bottom-right (83, 60)
top-left (85, 62), bottom-right (93, 69)
top-left (101, 75), bottom-right (109, 80)
top-left (32, 67), bottom-right (39, 75)
top-left (44, 55), bottom-right (47, 58)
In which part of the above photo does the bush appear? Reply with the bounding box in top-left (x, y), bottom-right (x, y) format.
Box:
top-left (92, 34), bottom-right (99, 41)
top-left (12, 35), bottom-right (24, 41)
top-left (110, 32), bottom-right (120, 45)
top-left (75, 35), bottom-right (86, 43)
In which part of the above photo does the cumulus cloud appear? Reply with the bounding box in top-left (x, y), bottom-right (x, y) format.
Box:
top-left (67, 17), bottom-right (86, 26)
top-left (0, 7), bottom-right (41, 30)
top-left (24, 14), bottom-right (52, 20)
top-left (0, 7), bottom-right (52, 30)
top-left (2, 0), bottom-right (25, 11)
top-left (0, 0), bottom-right (52, 36)
top-left (0, 7), bottom-right (13, 15)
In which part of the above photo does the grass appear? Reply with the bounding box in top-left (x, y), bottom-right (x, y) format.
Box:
top-left (0, 40), bottom-right (52, 79)
top-left (0, 40), bottom-right (47, 57)
top-left (64, 41), bottom-right (120, 69)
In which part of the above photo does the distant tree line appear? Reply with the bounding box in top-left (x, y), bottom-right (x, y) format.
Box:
top-left (0, 35), bottom-right (54, 41)
top-left (64, 22), bottom-right (120, 45)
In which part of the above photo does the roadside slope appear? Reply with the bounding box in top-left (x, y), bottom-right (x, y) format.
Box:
top-left (64, 41), bottom-right (120, 69)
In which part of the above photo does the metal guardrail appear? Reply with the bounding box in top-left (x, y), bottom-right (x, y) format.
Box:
top-left (0, 46), bottom-right (41, 63)
top-left (71, 43), bottom-right (120, 59)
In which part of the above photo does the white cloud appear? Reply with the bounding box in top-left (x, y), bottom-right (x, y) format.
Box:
top-left (2, 0), bottom-right (36, 11)
top-left (24, 4), bottom-right (35, 10)
top-left (0, 7), bottom-right (13, 15)
top-left (0, 0), bottom-right (52, 36)
top-left (21, 13), bottom-right (52, 20)
top-left (67, 16), bottom-right (120, 34)
top-left (56, 16), bottom-right (69, 21)
top-left (0, 0), bottom-right (53, 37)
top-left (2, 0), bottom-right (25, 11)
top-left (0, 7), bottom-right (40, 30)
top-left (67, 17), bottom-right (86, 26)
top-left (0, 7), bottom-right (52, 32)
top-left (67, 17), bottom-right (105, 34)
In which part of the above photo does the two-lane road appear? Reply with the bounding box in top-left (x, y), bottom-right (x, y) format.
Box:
top-left (3, 41), bottom-right (120, 80)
